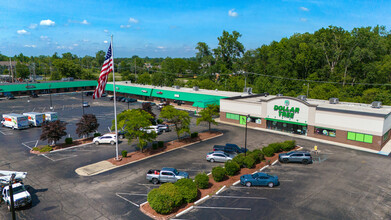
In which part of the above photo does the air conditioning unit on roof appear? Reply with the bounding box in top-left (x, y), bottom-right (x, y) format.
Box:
top-left (329, 98), bottom-right (339, 104)
top-left (297, 95), bottom-right (307, 101)
top-left (193, 86), bottom-right (199, 91)
top-left (371, 101), bottom-right (382, 108)
top-left (276, 93), bottom-right (283, 97)
top-left (243, 87), bottom-right (252, 94)
top-left (173, 85), bottom-right (180, 89)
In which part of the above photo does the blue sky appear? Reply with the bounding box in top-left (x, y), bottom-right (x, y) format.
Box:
top-left (1, 0), bottom-right (390, 58)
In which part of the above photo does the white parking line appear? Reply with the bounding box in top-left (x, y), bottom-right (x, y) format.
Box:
top-left (230, 186), bottom-right (281, 190)
top-left (116, 193), bottom-right (148, 196)
top-left (116, 193), bottom-right (141, 207)
top-left (212, 195), bottom-right (266, 200)
top-left (279, 179), bottom-right (293, 182)
top-left (193, 206), bottom-right (251, 211)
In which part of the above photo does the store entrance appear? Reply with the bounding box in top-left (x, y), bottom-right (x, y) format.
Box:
top-left (266, 120), bottom-right (307, 135)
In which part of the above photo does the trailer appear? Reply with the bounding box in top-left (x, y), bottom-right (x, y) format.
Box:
top-left (23, 112), bottom-right (45, 127)
top-left (43, 112), bottom-right (58, 122)
top-left (1, 114), bottom-right (29, 130)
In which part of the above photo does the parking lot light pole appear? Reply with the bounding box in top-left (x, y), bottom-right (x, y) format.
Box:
top-left (81, 91), bottom-right (85, 115)
top-left (244, 114), bottom-right (250, 157)
top-left (49, 85), bottom-right (53, 110)
top-left (9, 174), bottom-right (16, 220)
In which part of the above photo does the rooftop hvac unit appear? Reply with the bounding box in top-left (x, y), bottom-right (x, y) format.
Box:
top-left (243, 87), bottom-right (253, 94)
top-left (193, 86), bottom-right (199, 91)
top-left (371, 101), bottom-right (382, 108)
top-left (276, 93), bottom-right (283, 97)
top-left (173, 85), bottom-right (180, 89)
top-left (297, 95), bottom-right (307, 101)
top-left (329, 98), bottom-right (339, 104)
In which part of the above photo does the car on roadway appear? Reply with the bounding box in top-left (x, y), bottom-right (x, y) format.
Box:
top-left (93, 134), bottom-right (117, 145)
top-left (240, 172), bottom-right (279, 188)
top-left (146, 167), bottom-right (189, 184)
top-left (82, 102), bottom-right (90, 107)
top-left (206, 151), bottom-right (235, 163)
top-left (279, 151), bottom-right (312, 164)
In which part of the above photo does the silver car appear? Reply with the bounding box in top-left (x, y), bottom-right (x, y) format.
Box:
top-left (206, 151), bottom-right (235, 163)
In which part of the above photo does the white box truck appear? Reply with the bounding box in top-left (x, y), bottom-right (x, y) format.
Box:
top-left (1, 114), bottom-right (29, 130)
top-left (43, 112), bottom-right (58, 122)
top-left (23, 112), bottom-right (45, 127)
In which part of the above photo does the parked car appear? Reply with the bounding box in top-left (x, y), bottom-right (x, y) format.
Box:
top-left (108, 96), bottom-right (114, 101)
top-left (82, 102), bottom-right (90, 107)
top-left (240, 172), bottom-right (279, 188)
top-left (279, 151), bottom-right (312, 164)
top-left (156, 124), bottom-right (170, 132)
top-left (93, 134), bottom-right (117, 145)
top-left (84, 91), bottom-right (94, 96)
top-left (213, 143), bottom-right (247, 154)
top-left (118, 130), bottom-right (128, 139)
top-left (5, 94), bottom-right (15, 100)
top-left (140, 126), bottom-right (163, 135)
top-left (128, 98), bottom-right (137, 103)
top-left (121, 97), bottom-right (126, 102)
top-left (206, 151), bottom-right (235, 163)
top-left (30, 92), bottom-right (38, 98)
top-left (2, 182), bottom-right (32, 210)
top-left (101, 93), bottom-right (108, 97)
top-left (116, 96), bottom-right (123, 101)
top-left (146, 167), bottom-right (189, 184)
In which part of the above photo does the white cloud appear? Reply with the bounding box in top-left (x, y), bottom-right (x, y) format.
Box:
top-left (120, 24), bottom-right (131, 28)
top-left (300, 18), bottom-right (308, 22)
top-left (73, 44), bottom-right (79, 47)
top-left (82, 39), bottom-right (90, 42)
top-left (28, 23), bottom-right (37, 29)
top-left (104, 29), bottom-right (109, 33)
top-left (129, 17), bottom-right (139, 23)
top-left (40, 35), bottom-right (49, 40)
top-left (24, 45), bottom-right (36, 48)
top-left (228, 9), bottom-right (238, 17)
top-left (17, 29), bottom-right (29, 35)
top-left (104, 40), bottom-right (108, 43)
top-left (40, 19), bottom-right (55, 26)
top-left (81, 19), bottom-right (89, 25)
top-left (157, 46), bottom-right (165, 49)
top-left (56, 46), bottom-right (66, 49)
top-left (300, 7), bottom-right (309, 11)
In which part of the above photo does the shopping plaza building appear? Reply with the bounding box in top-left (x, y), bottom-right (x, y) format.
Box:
top-left (220, 94), bottom-right (391, 151)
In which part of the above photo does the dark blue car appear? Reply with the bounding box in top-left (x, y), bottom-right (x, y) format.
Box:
top-left (240, 172), bottom-right (279, 188)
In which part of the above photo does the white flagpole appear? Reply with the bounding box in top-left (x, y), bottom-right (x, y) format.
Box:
top-left (111, 35), bottom-right (119, 160)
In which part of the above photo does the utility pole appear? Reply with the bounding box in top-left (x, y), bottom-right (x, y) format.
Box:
top-left (81, 91), bottom-right (85, 115)
top-left (9, 173), bottom-right (16, 220)
top-left (9, 58), bottom-right (14, 83)
top-left (134, 59), bottom-right (137, 82)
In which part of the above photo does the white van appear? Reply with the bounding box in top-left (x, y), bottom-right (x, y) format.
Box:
top-left (1, 114), bottom-right (29, 130)
top-left (23, 112), bottom-right (45, 127)
top-left (43, 112), bottom-right (58, 122)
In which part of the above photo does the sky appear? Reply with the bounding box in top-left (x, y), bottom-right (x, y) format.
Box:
top-left (1, 0), bottom-right (390, 58)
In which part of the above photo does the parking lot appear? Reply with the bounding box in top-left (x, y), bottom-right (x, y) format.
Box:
top-left (0, 93), bottom-right (390, 219)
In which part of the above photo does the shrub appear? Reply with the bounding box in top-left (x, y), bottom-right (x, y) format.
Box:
top-left (65, 137), bottom-right (73, 145)
top-left (121, 150), bottom-right (127, 158)
top-left (243, 156), bottom-right (256, 168)
top-left (191, 132), bottom-right (198, 138)
top-left (247, 152), bottom-right (260, 164)
top-left (225, 161), bottom-right (240, 176)
top-left (175, 178), bottom-right (198, 203)
top-left (157, 119), bottom-right (163, 124)
top-left (262, 146), bottom-right (275, 157)
top-left (147, 188), bottom-right (175, 214)
top-left (32, 145), bottom-right (53, 153)
top-left (212, 166), bottom-right (226, 182)
top-left (195, 173), bottom-right (209, 189)
top-left (282, 140), bottom-right (296, 151)
top-left (93, 133), bottom-right (101, 137)
top-left (159, 183), bottom-right (183, 207)
top-left (232, 153), bottom-right (246, 167)
top-left (158, 141), bottom-right (164, 148)
top-left (251, 149), bottom-right (264, 162)
top-left (269, 143), bottom-right (282, 153)
top-left (152, 142), bottom-right (158, 150)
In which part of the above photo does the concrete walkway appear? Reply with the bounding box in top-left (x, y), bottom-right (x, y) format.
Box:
top-left (216, 118), bottom-right (391, 156)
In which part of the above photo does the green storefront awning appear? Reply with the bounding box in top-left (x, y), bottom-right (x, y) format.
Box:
top-left (265, 118), bottom-right (307, 126)
top-left (192, 99), bottom-right (219, 108)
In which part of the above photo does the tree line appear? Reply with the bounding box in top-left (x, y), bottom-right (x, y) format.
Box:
top-left (2, 25), bottom-right (391, 104)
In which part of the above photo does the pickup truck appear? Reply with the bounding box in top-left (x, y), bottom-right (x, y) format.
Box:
top-left (146, 168), bottom-right (189, 184)
top-left (1, 183), bottom-right (32, 211)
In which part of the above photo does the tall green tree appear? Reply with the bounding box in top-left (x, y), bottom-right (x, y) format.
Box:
top-left (213, 30), bottom-right (245, 71)
top-left (15, 62), bottom-right (29, 79)
top-left (196, 104), bottom-right (220, 131)
top-left (160, 105), bottom-right (191, 139)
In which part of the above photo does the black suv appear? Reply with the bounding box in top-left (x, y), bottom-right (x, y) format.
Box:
top-left (213, 143), bottom-right (248, 154)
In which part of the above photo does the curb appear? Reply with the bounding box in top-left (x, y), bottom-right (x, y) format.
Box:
top-left (50, 142), bottom-right (93, 153)
top-left (233, 180), bottom-right (240, 185)
top-left (271, 160), bottom-right (278, 166)
top-left (259, 165), bottom-right (269, 172)
top-left (216, 185), bottom-right (226, 195)
top-left (194, 195), bottom-right (210, 205)
top-left (75, 132), bottom-right (224, 176)
top-left (175, 206), bottom-right (194, 218)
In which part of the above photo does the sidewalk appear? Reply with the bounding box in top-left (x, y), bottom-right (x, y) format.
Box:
top-left (216, 118), bottom-right (391, 156)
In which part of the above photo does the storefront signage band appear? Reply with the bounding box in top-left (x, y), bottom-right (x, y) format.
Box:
top-left (274, 105), bottom-right (300, 119)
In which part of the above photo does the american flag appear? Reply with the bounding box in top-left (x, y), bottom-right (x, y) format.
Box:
top-left (93, 42), bottom-right (113, 99)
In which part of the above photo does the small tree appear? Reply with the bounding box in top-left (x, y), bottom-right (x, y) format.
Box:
top-left (76, 114), bottom-right (100, 138)
top-left (114, 109), bottom-right (157, 152)
top-left (196, 104), bottom-right (220, 131)
top-left (141, 102), bottom-right (156, 123)
top-left (160, 105), bottom-right (191, 139)
top-left (40, 121), bottom-right (68, 145)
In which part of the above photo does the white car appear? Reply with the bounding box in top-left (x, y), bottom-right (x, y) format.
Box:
top-left (93, 134), bottom-right (117, 145)
top-left (140, 126), bottom-right (163, 135)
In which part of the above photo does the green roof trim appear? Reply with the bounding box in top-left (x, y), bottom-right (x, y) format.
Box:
top-left (192, 99), bottom-right (219, 108)
top-left (105, 84), bottom-right (153, 96)
top-left (265, 118), bottom-right (307, 126)
top-left (0, 80), bottom-right (97, 92)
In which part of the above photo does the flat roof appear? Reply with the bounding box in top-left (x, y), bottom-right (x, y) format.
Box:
top-left (113, 82), bottom-right (243, 98)
top-left (224, 94), bottom-right (391, 116)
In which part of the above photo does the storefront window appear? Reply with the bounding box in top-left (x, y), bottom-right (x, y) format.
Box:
top-left (226, 113), bottom-right (239, 120)
top-left (248, 117), bottom-right (261, 124)
top-left (347, 132), bottom-right (373, 144)
top-left (266, 120), bottom-right (307, 135)
top-left (383, 131), bottom-right (389, 142)
top-left (314, 127), bottom-right (336, 137)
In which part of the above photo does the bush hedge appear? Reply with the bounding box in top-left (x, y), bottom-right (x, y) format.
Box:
top-left (121, 150), bottom-right (127, 158)
top-left (190, 132), bottom-right (199, 138)
top-left (147, 188), bottom-right (175, 214)
top-left (195, 173), bottom-right (209, 189)
top-left (251, 149), bottom-right (264, 163)
top-left (174, 178), bottom-right (198, 203)
top-left (93, 133), bottom-right (101, 137)
top-left (262, 146), bottom-right (275, 157)
top-left (232, 153), bottom-right (246, 167)
top-left (212, 166), bottom-right (226, 182)
top-left (152, 142), bottom-right (158, 150)
top-left (32, 145), bottom-right (53, 153)
top-left (65, 137), bottom-right (73, 145)
top-left (158, 141), bottom-right (164, 148)
top-left (159, 183), bottom-right (183, 207)
top-left (243, 156), bottom-right (256, 168)
top-left (282, 140), bottom-right (296, 151)
top-left (269, 143), bottom-right (282, 153)
top-left (225, 161), bottom-right (240, 176)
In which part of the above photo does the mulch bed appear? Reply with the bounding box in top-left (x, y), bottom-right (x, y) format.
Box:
top-left (140, 146), bottom-right (300, 220)
top-left (30, 137), bottom-right (94, 155)
top-left (108, 131), bottom-right (223, 166)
